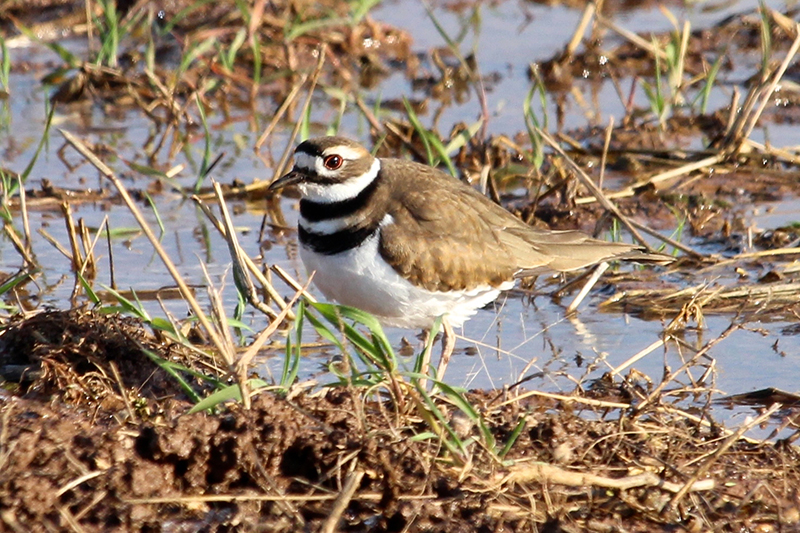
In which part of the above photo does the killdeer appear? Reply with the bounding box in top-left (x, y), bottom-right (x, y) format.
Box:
top-left (269, 136), bottom-right (671, 378)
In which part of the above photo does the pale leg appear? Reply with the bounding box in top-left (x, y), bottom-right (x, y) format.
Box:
top-left (566, 261), bottom-right (609, 314)
top-left (435, 318), bottom-right (455, 381)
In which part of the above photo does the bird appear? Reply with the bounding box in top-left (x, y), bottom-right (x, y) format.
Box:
top-left (268, 136), bottom-right (672, 380)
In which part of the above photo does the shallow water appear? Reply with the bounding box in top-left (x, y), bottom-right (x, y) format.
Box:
top-left (2, 0), bottom-right (800, 438)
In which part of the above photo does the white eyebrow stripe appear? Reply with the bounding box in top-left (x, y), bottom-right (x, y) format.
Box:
top-left (323, 145), bottom-right (368, 160)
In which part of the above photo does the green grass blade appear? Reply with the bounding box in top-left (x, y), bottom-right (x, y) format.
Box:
top-left (99, 284), bottom-right (151, 321)
top-left (351, 0), bottom-right (381, 23)
top-left (402, 97), bottom-right (434, 165)
top-left (160, 0), bottom-right (218, 34)
top-left (435, 380), bottom-right (495, 450)
top-left (286, 16), bottom-right (349, 41)
top-left (414, 382), bottom-right (469, 457)
top-left (19, 104), bottom-right (56, 185)
top-left (78, 272), bottom-right (101, 305)
top-left (0, 269), bottom-right (35, 296)
top-left (758, 1), bottom-right (772, 77)
top-left (698, 52), bottom-right (725, 114)
top-left (299, 97), bottom-right (312, 142)
top-left (312, 302), bottom-right (396, 371)
top-left (141, 348), bottom-right (204, 404)
top-left (498, 413), bottom-right (527, 459)
top-left (144, 192), bottom-right (166, 238)
top-left (187, 378), bottom-right (270, 414)
top-left (416, 316), bottom-right (441, 376)
top-left (194, 94), bottom-right (212, 193)
top-left (281, 300), bottom-right (305, 389)
top-left (251, 36), bottom-right (263, 85)
top-left (444, 119), bottom-right (482, 154)
top-left (426, 134), bottom-right (457, 177)
top-left (224, 28), bottom-right (248, 71)
top-left (0, 36), bottom-right (10, 92)
top-left (13, 22), bottom-right (80, 67)
top-left (523, 73), bottom-right (546, 169)
top-left (178, 37), bottom-right (216, 76)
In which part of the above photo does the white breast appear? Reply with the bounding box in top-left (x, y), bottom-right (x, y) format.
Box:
top-left (300, 216), bottom-right (512, 330)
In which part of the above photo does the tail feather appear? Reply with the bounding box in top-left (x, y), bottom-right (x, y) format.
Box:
top-left (513, 242), bottom-right (674, 278)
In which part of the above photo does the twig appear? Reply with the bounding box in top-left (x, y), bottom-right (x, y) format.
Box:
top-left (739, 23), bottom-right (800, 146)
top-left (355, 96), bottom-right (385, 134)
top-left (626, 218), bottom-right (702, 258)
top-left (37, 228), bottom-right (73, 260)
top-left (565, 2), bottom-right (596, 58)
top-left (56, 470), bottom-right (107, 498)
top-left (637, 322), bottom-right (738, 411)
top-left (565, 262), bottom-right (609, 314)
top-left (108, 361), bottom-right (137, 424)
top-left (746, 138), bottom-right (800, 165)
top-left (574, 153), bottom-right (725, 206)
top-left (494, 389), bottom-right (630, 411)
top-left (192, 194), bottom-right (287, 319)
top-left (124, 492), bottom-right (434, 504)
top-left (60, 129), bottom-right (230, 364)
top-left (236, 277), bottom-right (309, 407)
top-left (666, 403), bottom-right (781, 510)
top-left (4, 225), bottom-right (35, 266)
top-left (105, 218), bottom-right (115, 289)
top-left (255, 73), bottom-right (308, 150)
top-left (211, 181), bottom-right (284, 320)
top-left (536, 127), bottom-right (652, 250)
top-left (609, 338), bottom-right (668, 376)
top-left (503, 461), bottom-right (714, 493)
top-left (321, 470), bottom-right (365, 533)
top-left (58, 505), bottom-right (88, 533)
top-left (17, 175), bottom-right (30, 254)
top-left (199, 261), bottom-right (236, 364)
top-left (271, 265), bottom-right (317, 303)
top-left (271, 44), bottom-right (328, 184)
top-left (598, 116), bottom-right (614, 191)
top-left (595, 13), bottom-right (668, 60)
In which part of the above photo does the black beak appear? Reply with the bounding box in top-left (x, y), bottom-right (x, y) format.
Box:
top-left (268, 168), bottom-right (304, 191)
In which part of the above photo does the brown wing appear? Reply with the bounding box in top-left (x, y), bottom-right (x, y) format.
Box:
top-left (377, 159), bottom-right (669, 292)
top-left (379, 174), bottom-right (524, 292)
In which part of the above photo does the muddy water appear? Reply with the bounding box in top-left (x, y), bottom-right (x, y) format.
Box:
top-left (2, 0), bottom-right (799, 435)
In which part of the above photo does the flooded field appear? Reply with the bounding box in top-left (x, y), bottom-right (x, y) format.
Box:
top-left (2, 0), bottom-right (800, 530)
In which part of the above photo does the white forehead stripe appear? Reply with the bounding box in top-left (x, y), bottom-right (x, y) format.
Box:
top-left (293, 152), bottom-right (316, 171)
top-left (298, 158), bottom-right (380, 203)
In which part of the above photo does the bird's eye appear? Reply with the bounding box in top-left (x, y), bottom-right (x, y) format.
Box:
top-left (323, 154), bottom-right (343, 170)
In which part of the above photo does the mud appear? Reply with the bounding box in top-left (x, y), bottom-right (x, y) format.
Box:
top-left (2, 0), bottom-right (800, 531)
top-left (0, 311), bottom-right (799, 532)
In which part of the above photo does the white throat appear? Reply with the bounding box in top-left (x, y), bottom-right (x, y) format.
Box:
top-left (296, 157), bottom-right (380, 204)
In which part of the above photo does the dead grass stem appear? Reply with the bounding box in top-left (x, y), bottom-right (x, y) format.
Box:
top-left (60, 129), bottom-right (230, 362)
top-left (270, 45), bottom-right (328, 184)
top-left (537, 127), bottom-right (653, 250)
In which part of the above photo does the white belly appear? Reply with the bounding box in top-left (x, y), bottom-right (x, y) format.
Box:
top-left (300, 232), bottom-right (511, 330)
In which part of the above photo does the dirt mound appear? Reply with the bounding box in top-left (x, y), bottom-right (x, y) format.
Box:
top-left (0, 309), bottom-right (194, 404)
top-left (1, 311), bottom-right (799, 532)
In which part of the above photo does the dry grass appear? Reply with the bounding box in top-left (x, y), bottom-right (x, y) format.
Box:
top-left (2, 1), bottom-right (800, 531)
top-left (1, 312), bottom-right (799, 531)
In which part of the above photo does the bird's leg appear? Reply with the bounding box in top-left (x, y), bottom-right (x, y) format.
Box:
top-left (417, 329), bottom-right (433, 390)
top-left (565, 261), bottom-right (609, 314)
top-left (435, 319), bottom-right (455, 381)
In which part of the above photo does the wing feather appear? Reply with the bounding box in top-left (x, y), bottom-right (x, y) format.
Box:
top-left (376, 159), bottom-right (664, 292)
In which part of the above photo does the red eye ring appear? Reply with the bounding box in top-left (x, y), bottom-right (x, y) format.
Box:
top-left (323, 154), bottom-right (343, 170)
